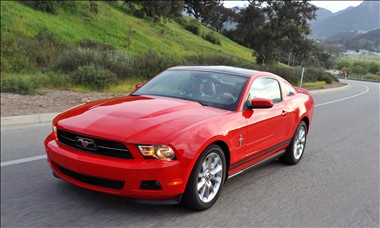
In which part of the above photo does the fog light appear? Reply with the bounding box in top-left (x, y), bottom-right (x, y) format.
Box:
top-left (140, 180), bottom-right (162, 190)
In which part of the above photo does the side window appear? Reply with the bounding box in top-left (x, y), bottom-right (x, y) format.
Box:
top-left (284, 81), bottom-right (296, 96)
top-left (249, 77), bottom-right (282, 103)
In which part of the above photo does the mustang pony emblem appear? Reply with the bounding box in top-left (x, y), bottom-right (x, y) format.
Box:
top-left (76, 137), bottom-right (96, 150)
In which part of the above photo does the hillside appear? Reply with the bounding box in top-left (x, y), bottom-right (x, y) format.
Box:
top-left (311, 1), bottom-right (380, 39)
top-left (326, 31), bottom-right (362, 42)
top-left (325, 29), bottom-right (380, 52)
top-left (1, 1), bottom-right (254, 73)
top-left (0, 1), bottom-right (338, 94)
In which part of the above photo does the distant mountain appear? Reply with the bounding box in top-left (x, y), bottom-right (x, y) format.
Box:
top-left (334, 6), bottom-right (354, 16)
top-left (356, 28), bottom-right (380, 42)
top-left (313, 8), bottom-right (333, 22)
top-left (325, 28), bottom-right (380, 52)
top-left (352, 28), bottom-right (380, 51)
top-left (326, 31), bottom-right (363, 42)
top-left (311, 1), bottom-right (380, 39)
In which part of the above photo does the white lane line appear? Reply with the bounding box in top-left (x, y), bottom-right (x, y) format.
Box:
top-left (1, 155), bottom-right (47, 167)
top-left (315, 85), bottom-right (370, 107)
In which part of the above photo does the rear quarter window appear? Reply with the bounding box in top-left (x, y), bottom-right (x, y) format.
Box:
top-left (284, 81), bottom-right (296, 96)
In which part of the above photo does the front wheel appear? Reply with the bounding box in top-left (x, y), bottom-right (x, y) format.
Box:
top-left (181, 145), bottom-right (226, 211)
top-left (280, 121), bottom-right (307, 165)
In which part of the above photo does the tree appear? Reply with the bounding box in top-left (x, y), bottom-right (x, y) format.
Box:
top-left (235, 0), bottom-right (317, 65)
top-left (184, 0), bottom-right (221, 21)
top-left (203, 5), bottom-right (235, 32)
top-left (124, 0), bottom-right (184, 22)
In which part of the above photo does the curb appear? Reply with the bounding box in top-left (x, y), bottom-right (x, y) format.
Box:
top-left (0, 83), bottom-right (351, 127)
top-left (1, 113), bottom-right (60, 127)
top-left (308, 84), bottom-right (350, 95)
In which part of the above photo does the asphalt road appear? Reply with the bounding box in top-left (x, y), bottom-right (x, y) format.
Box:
top-left (1, 80), bottom-right (379, 227)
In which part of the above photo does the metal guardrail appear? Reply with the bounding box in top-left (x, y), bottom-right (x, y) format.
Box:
top-left (338, 77), bottom-right (380, 83)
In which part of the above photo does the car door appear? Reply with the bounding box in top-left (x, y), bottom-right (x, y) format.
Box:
top-left (244, 77), bottom-right (291, 162)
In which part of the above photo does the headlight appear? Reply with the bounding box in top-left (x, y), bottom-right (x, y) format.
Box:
top-left (137, 145), bottom-right (176, 160)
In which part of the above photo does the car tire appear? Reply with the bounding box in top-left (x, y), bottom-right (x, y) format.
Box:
top-left (280, 121), bottom-right (307, 165)
top-left (181, 144), bottom-right (226, 211)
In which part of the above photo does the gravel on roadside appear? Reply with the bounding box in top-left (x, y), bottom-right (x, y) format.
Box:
top-left (1, 89), bottom-right (128, 117)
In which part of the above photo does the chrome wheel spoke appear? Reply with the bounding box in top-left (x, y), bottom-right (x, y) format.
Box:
top-left (213, 176), bottom-right (222, 184)
top-left (201, 162), bottom-right (207, 172)
top-left (197, 178), bottom-right (206, 191)
top-left (207, 157), bottom-right (213, 169)
top-left (211, 156), bottom-right (220, 168)
top-left (211, 164), bottom-right (222, 175)
top-left (199, 185), bottom-right (206, 199)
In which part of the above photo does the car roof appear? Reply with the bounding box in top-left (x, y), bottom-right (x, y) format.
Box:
top-left (168, 66), bottom-right (259, 77)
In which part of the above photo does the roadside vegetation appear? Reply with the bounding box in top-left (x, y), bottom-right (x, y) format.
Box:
top-left (1, 1), bottom-right (337, 95)
top-left (335, 55), bottom-right (380, 81)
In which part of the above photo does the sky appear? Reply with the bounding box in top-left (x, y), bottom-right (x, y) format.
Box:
top-left (223, 1), bottom-right (364, 13)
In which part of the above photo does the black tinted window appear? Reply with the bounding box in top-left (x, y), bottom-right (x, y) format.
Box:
top-left (284, 81), bottom-right (296, 96)
top-left (132, 70), bottom-right (248, 111)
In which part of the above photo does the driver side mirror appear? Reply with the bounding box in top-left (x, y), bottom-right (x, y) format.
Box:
top-left (250, 97), bottom-right (273, 109)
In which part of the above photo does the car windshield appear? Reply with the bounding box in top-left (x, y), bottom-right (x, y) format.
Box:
top-left (132, 69), bottom-right (248, 111)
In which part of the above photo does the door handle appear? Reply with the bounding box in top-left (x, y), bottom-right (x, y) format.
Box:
top-left (281, 110), bottom-right (287, 116)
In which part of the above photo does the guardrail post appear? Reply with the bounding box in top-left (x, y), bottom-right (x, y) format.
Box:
top-left (299, 67), bottom-right (305, 88)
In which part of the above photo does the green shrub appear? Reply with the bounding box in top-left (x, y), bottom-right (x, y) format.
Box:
top-left (254, 65), bottom-right (300, 85)
top-left (368, 62), bottom-right (380, 75)
top-left (202, 32), bottom-right (221, 45)
top-left (54, 47), bottom-right (133, 79)
top-left (19, 0), bottom-right (57, 14)
top-left (46, 72), bottom-right (73, 89)
top-left (251, 65), bottom-right (337, 85)
top-left (133, 51), bottom-right (184, 78)
top-left (1, 28), bottom-right (64, 72)
top-left (59, 1), bottom-right (78, 13)
top-left (175, 17), bottom-right (188, 27)
top-left (1, 76), bottom-right (36, 94)
top-left (363, 74), bottom-right (380, 81)
top-left (184, 24), bottom-right (200, 36)
top-left (71, 64), bottom-right (117, 90)
top-left (335, 60), bottom-right (352, 70)
top-left (78, 39), bottom-right (114, 51)
top-left (133, 9), bottom-right (146, 19)
top-left (54, 48), bottom-right (97, 73)
top-left (184, 54), bottom-right (254, 68)
top-left (351, 65), bottom-right (367, 75)
top-left (1, 34), bottom-right (33, 72)
top-left (29, 28), bottom-right (65, 67)
top-left (89, 0), bottom-right (98, 14)
top-left (304, 67), bottom-right (337, 84)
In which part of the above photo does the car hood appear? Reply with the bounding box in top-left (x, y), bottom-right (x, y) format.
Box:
top-left (56, 95), bottom-right (229, 143)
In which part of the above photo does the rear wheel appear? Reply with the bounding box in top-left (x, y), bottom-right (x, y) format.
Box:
top-left (182, 145), bottom-right (226, 211)
top-left (280, 121), bottom-right (307, 165)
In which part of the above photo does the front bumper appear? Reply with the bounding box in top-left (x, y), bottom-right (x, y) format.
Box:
top-left (45, 133), bottom-right (187, 201)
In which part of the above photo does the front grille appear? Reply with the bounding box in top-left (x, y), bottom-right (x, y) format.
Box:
top-left (55, 163), bottom-right (125, 190)
top-left (57, 129), bottom-right (133, 159)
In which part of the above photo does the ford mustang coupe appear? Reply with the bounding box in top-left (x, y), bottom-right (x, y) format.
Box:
top-left (45, 66), bottom-right (314, 210)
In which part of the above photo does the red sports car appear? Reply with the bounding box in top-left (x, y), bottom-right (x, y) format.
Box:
top-left (45, 66), bottom-right (314, 210)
